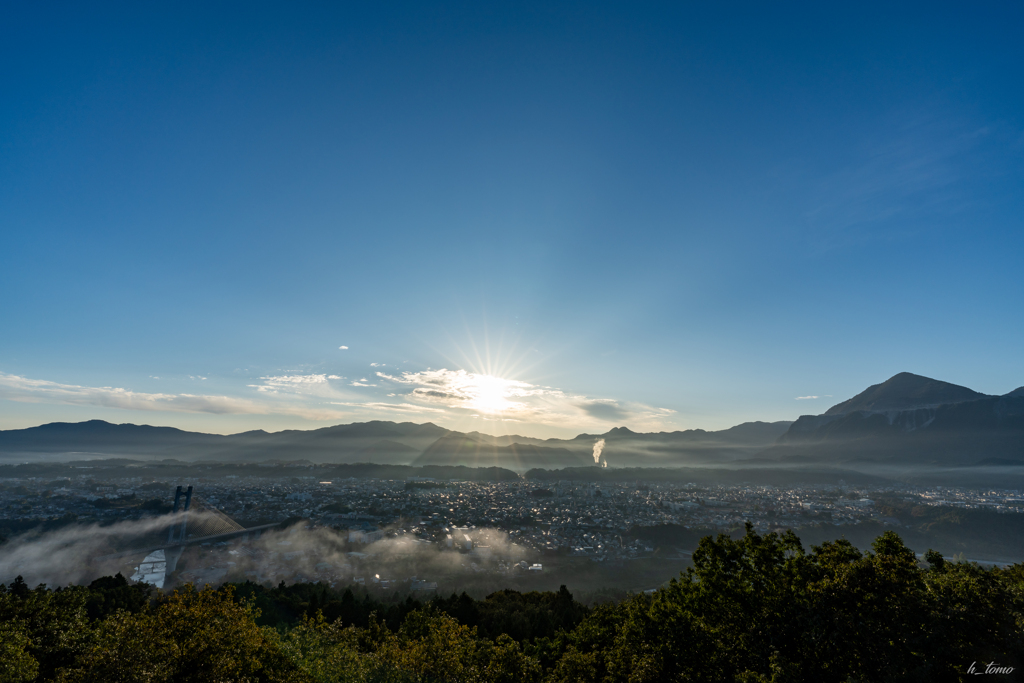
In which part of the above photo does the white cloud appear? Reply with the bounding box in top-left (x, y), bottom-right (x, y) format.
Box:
top-left (0, 372), bottom-right (344, 420)
top-left (330, 401), bottom-right (446, 414)
top-left (339, 345), bottom-right (349, 350)
top-left (260, 374), bottom-right (329, 385)
top-left (251, 374), bottom-right (332, 394)
top-left (376, 368), bottom-right (673, 428)
top-left (0, 364), bottom-right (678, 433)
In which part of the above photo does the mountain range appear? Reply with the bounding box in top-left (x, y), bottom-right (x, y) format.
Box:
top-left (764, 373), bottom-right (1024, 466)
top-left (1, 372), bottom-right (1021, 469)
top-left (0, 417), bottom-right (792, 469)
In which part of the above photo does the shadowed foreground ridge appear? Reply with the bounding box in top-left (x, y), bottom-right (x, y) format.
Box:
top-left (1, 526), bottom-right (1021, 682)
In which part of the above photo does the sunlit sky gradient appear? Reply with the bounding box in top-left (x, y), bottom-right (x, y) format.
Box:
top-left (2, 3), bottom-right (1023, 438)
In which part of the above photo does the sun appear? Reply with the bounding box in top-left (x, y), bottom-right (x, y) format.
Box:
top-left (433, 332), bottom-right (544, 416)
top-left (467, 375), bottom-right (515, 414)
top-left (454, 373), bottom-right (528, 415)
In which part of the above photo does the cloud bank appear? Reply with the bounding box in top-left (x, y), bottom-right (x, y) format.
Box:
top-left (0, 372), bottom-right (345, 421)
top-left (0, 516), bottom-right (530, 590)
top-left (375, 368), bottom-right (674, 429)
top-left (1, 365), bottom-right (676, 433)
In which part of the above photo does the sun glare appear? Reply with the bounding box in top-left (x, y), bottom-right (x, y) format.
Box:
top-left (459, 373), bottom-right (526, 415)
top-left (432, 334), bottom-right (543, 417)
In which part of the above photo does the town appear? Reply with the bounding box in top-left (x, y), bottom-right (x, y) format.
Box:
top-left (2, 463), bottom-right (1022, 594)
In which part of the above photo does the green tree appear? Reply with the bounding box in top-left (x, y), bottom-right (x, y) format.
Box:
top-left (549, 602), bottom-right (624, 683)
top-left (0, 578), bottom-right (95, 682)
top-left (58, 585), bottom-right (305, 683)
top-left (917, 555), bottom-right (1024, 678)
top-left (278, 614), bottom-right (367, 683)
top-left (0, 621), bottom-right (38, 683)
top-left (799, 532), bottom-right (929, 681)
top-left (482, 633), bottom-right (542, 683)
top-left (604, 524), bottom-right (809, 682)
top-left (375, 608), bottom-right (486, 683)
top-left (84, 573), bottom-right (150, 620)
top-left (552, 526), bottom-right (1024, 683)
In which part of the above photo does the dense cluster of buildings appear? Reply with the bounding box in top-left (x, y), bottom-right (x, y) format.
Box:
top-left (1, 471), bottom-right (1022, 587)
top-left (3, 473), bottom-right (1023, 538)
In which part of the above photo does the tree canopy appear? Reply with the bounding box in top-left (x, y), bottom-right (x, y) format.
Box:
top-left (1, 526), bottom-right (1021, 682)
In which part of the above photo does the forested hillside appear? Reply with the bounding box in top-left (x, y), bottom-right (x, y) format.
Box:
top-left (1, 527), bottom-right (1021, 682)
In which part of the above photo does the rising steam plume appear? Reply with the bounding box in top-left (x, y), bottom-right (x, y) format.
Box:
top-left (593, 438), bottom-right (606, 467)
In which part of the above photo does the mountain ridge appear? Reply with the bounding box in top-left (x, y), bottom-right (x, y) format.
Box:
top-left (769, 373), bottom-right (1024, 466)
top-left (0, 418), bottom-right (792, 469)
top-left (824, 372), bottom-right (989, 416)
top-left (5, 371), bottom-right (1020, 469)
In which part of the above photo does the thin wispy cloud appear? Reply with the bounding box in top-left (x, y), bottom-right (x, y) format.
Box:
top-left (253, 374), bottom-right (332, 392)
top-left (796, 396), bottom-right (819, 400)
top-left (1, 366), bottom-right (677, 433)
top-left (330, 401), bottom-right (446, 415)
top-left (0, 372), bottom-right (341, 420)
top-left (799, 112), bottom-right (1004, 253)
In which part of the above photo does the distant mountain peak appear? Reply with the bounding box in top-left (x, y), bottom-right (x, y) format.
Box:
top-left (824, 372), bottom-right (988, 416)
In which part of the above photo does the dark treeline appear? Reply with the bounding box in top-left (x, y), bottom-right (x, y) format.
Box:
top-left (232, 580), bottom-right (588, 641)
top-left (522, 466), bottom-right (891, 486)
top-left (0, 461), bottom-right (522, 482)
top-left (1, 527), bottom-right (1022, 682)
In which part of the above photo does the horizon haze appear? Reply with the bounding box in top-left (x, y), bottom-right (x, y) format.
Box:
top-left (3, 372), bottom-right (1023, 477)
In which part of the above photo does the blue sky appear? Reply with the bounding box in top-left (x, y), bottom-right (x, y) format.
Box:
top-left (2, 2), bottom-right (1022, 437)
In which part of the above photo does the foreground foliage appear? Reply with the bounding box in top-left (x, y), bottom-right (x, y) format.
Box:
top-left (1, 527), bottom-right (1021, 682)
